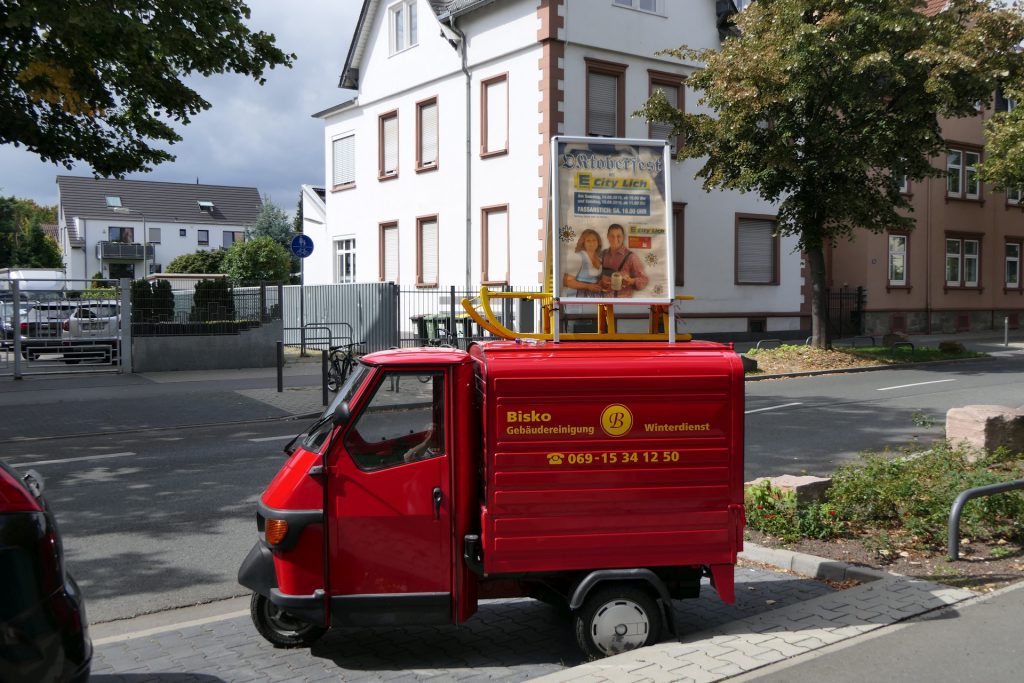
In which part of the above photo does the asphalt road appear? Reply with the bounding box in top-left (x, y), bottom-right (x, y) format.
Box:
top-left (1, 418), bottom-right (307, 623)
top-left (744, 355), bottom-right (1024, 477)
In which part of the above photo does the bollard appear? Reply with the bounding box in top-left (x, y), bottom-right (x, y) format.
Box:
top-left (277, 341), bottom-right (284, 393)
top-left (1006, 316), bottom-right (1010, 348)
top-left (322, 349), bottom-right (329, 406)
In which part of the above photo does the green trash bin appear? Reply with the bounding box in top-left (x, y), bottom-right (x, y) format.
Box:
top-left (422, 313), bottom-right (444, 344)
top-left (410, 314), bottom-right (428, 345)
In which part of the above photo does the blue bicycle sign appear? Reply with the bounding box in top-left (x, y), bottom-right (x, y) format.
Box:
top-left (290, 234), bottom-right (314, 258)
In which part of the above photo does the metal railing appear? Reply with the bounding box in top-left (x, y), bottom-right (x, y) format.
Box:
top-left (948, 479), bottom-right (1024, 560)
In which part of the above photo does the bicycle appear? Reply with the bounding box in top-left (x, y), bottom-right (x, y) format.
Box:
top-left (326, 341), bottom-right (364, 392)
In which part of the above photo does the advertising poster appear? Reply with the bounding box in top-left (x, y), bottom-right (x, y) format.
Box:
top-left (552, 136), bottom-right (673, 305)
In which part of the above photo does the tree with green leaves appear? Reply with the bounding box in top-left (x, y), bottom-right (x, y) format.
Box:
top-left (0, 196), bottom-right (61, 268)
top-left (293, 193), bottom-right (304, 234)
top-left (221, 235), bottom-right (291, 284)
top-left (166, 249), bottom-right (227, 274)
top-left (981, 84), bottom-right (1024, 192)
top-left (1, 1), bottom-right (293, 177)
top-left (247, 195), bottom-right (299, 283)
top-left (247, 195), bottom-right (292, 245)
top-left (639, 0), bottom-right (1024, 347)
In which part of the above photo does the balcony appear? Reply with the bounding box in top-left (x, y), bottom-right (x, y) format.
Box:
top-left (96, 241), bottom-right (154, 260)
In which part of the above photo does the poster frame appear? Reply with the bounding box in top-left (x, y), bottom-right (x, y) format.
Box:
top-left (550, 135), bottom-right (674, 306)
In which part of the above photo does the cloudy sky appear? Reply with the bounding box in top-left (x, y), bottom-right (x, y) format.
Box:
top-left (0, 0), bottom-right (361, 213)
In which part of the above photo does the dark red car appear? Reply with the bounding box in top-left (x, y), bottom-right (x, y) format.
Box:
top-left (0, 461), bottom-right (92, 682)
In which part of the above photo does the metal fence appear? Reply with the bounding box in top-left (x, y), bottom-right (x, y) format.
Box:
top-left (281, 283), bottom-right (542, 354)
top-left (1, 277), bottom-right (126, 376)
top-left (827, 286), bottom-right (866, 339)
top-left (131, 280), bottom-right (281, 335)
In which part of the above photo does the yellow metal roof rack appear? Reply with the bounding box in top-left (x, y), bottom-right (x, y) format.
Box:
top-left (460, 286), bottom-right (694, 343)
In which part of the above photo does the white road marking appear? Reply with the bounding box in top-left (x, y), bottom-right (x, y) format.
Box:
top-left (92, 609), bottom-right (249, 646)
top-left (248, 435), bottom-right (296, 442)
top-left (745, 402), bottom-right (803, 414)
top-left (877, 379), bottom-right (956, 392)
top-left (8, 452), bottom-right (135, 467)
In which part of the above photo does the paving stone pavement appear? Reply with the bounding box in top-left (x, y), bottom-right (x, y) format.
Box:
top-left (88, 562), bottom-right (838, 682)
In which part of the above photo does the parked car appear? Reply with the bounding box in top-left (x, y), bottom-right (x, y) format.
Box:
top-left (18, 301), bottom-right (76, 359)
top-left (1, 301), bottom-right (31, 350)
top-left (62, 302), bottom-right (121, 364)
top-left (0, 461), bottom-right (92, 682)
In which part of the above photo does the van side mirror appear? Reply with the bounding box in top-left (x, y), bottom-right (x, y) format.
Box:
top-left (331, 402), bottom-right (351, 426)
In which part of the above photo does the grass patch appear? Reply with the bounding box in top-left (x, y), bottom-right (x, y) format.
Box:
top-left (848, 345), bottom-right (984, 364)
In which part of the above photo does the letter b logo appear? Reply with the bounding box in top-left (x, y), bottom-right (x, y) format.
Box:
top-left (600, 404), bottom-right (633, 437)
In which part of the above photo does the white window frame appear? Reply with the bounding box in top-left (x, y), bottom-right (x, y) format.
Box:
top-left (332, 133), bottom-right (355, 188)
top-left (417, 216), bottom-right (439, 287)
top-left (947, 147), bottom-right (981, 200)
top-left (335, 237), bottom-right (356, 284)
top-left (946, 237), bottom-right (980, 288)
top-left (612, 0), bottom-right (661, 14)
top-left (888, 234), bottom-right (907, 287)
top-left (1006, 241), bottom-right (1021, 290)
top-left (482, 206), bottom-right (509, 285)
top-left (388, 0), bottom-right (418, 55)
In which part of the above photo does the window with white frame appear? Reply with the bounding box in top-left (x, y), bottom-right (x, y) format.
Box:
top-left (946, 236), bottom-right (980, 288)
top-left (389, 0), bottom-right (417, 54)
top-left (379, 111), bottom-right (398, 179)
top-left (613, 0), bottom-right (659, 13)
top-left (332, 134), bottom-right (355, 188)
top-left (1007, 187), bottom-right (1020, 205)
top-left (649, 71), bottom-right (684, 155)
top-left (417, 216), bottom-right (438, 286)
top-left (198, 229), bottom-right (209, 246)
top-left (380, 222), bottom-right (399, 282)
top-left (735, 217), bottom-right (778, 285)
top-left (417, 97), bottom-right (438, 170)
top-left (1007, 241), bottom-right (1021, 289)
top-left (482, 206), bottom-right (508, 284)
top-left (586, 59), bottom-right (626, 138)
top-left (481, 75), bottom-right (508, 156)
top-left (148, 227), bottom-right (161, 244)
top-left (335, 238), bottom-right (356, 284)
top-left (947, 148), bottom-right (980, 199)
top-left (888, 234), bottom-right (908, 286)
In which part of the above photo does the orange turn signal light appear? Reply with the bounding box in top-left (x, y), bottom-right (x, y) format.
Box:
top-left (265, 519), bottom-right (289, 546)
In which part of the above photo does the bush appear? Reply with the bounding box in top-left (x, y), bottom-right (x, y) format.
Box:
top-left (746, 443), bottom-right (1024, 551)
top-left (190, 279), bottom-right (235, 322)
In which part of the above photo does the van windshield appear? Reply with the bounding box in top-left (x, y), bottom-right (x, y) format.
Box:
top-left (301, 362), bottom-right (371, 453)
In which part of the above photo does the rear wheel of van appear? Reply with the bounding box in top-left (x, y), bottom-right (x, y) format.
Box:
top-left (250, 593), bottom-right (327, 648)
top-left (574, 585), bottom-right (662, 659)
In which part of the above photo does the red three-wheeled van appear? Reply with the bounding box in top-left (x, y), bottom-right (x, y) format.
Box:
top-left (239, 339), bottom-right (745, 658)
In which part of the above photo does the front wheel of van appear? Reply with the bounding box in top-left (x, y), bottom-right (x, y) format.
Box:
top-left (250, 593), bottom-right (327, 648)
top-left (574, 585), bottom-right (662, 659)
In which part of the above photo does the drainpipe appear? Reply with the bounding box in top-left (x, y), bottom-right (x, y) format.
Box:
top-left (448, 16), bottom-right (472, 292)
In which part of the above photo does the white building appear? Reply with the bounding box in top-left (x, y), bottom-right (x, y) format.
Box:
top-left (56, 176), bottom-right (263, 283)
top-left (308, 0), bottom-right (805, 336)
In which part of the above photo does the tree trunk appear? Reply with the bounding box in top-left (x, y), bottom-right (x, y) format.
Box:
top-left (807, 245), bottom-right (831, 349)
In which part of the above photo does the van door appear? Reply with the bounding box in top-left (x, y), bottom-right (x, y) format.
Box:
top-left (326, 368), bottom-right (452, 626)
